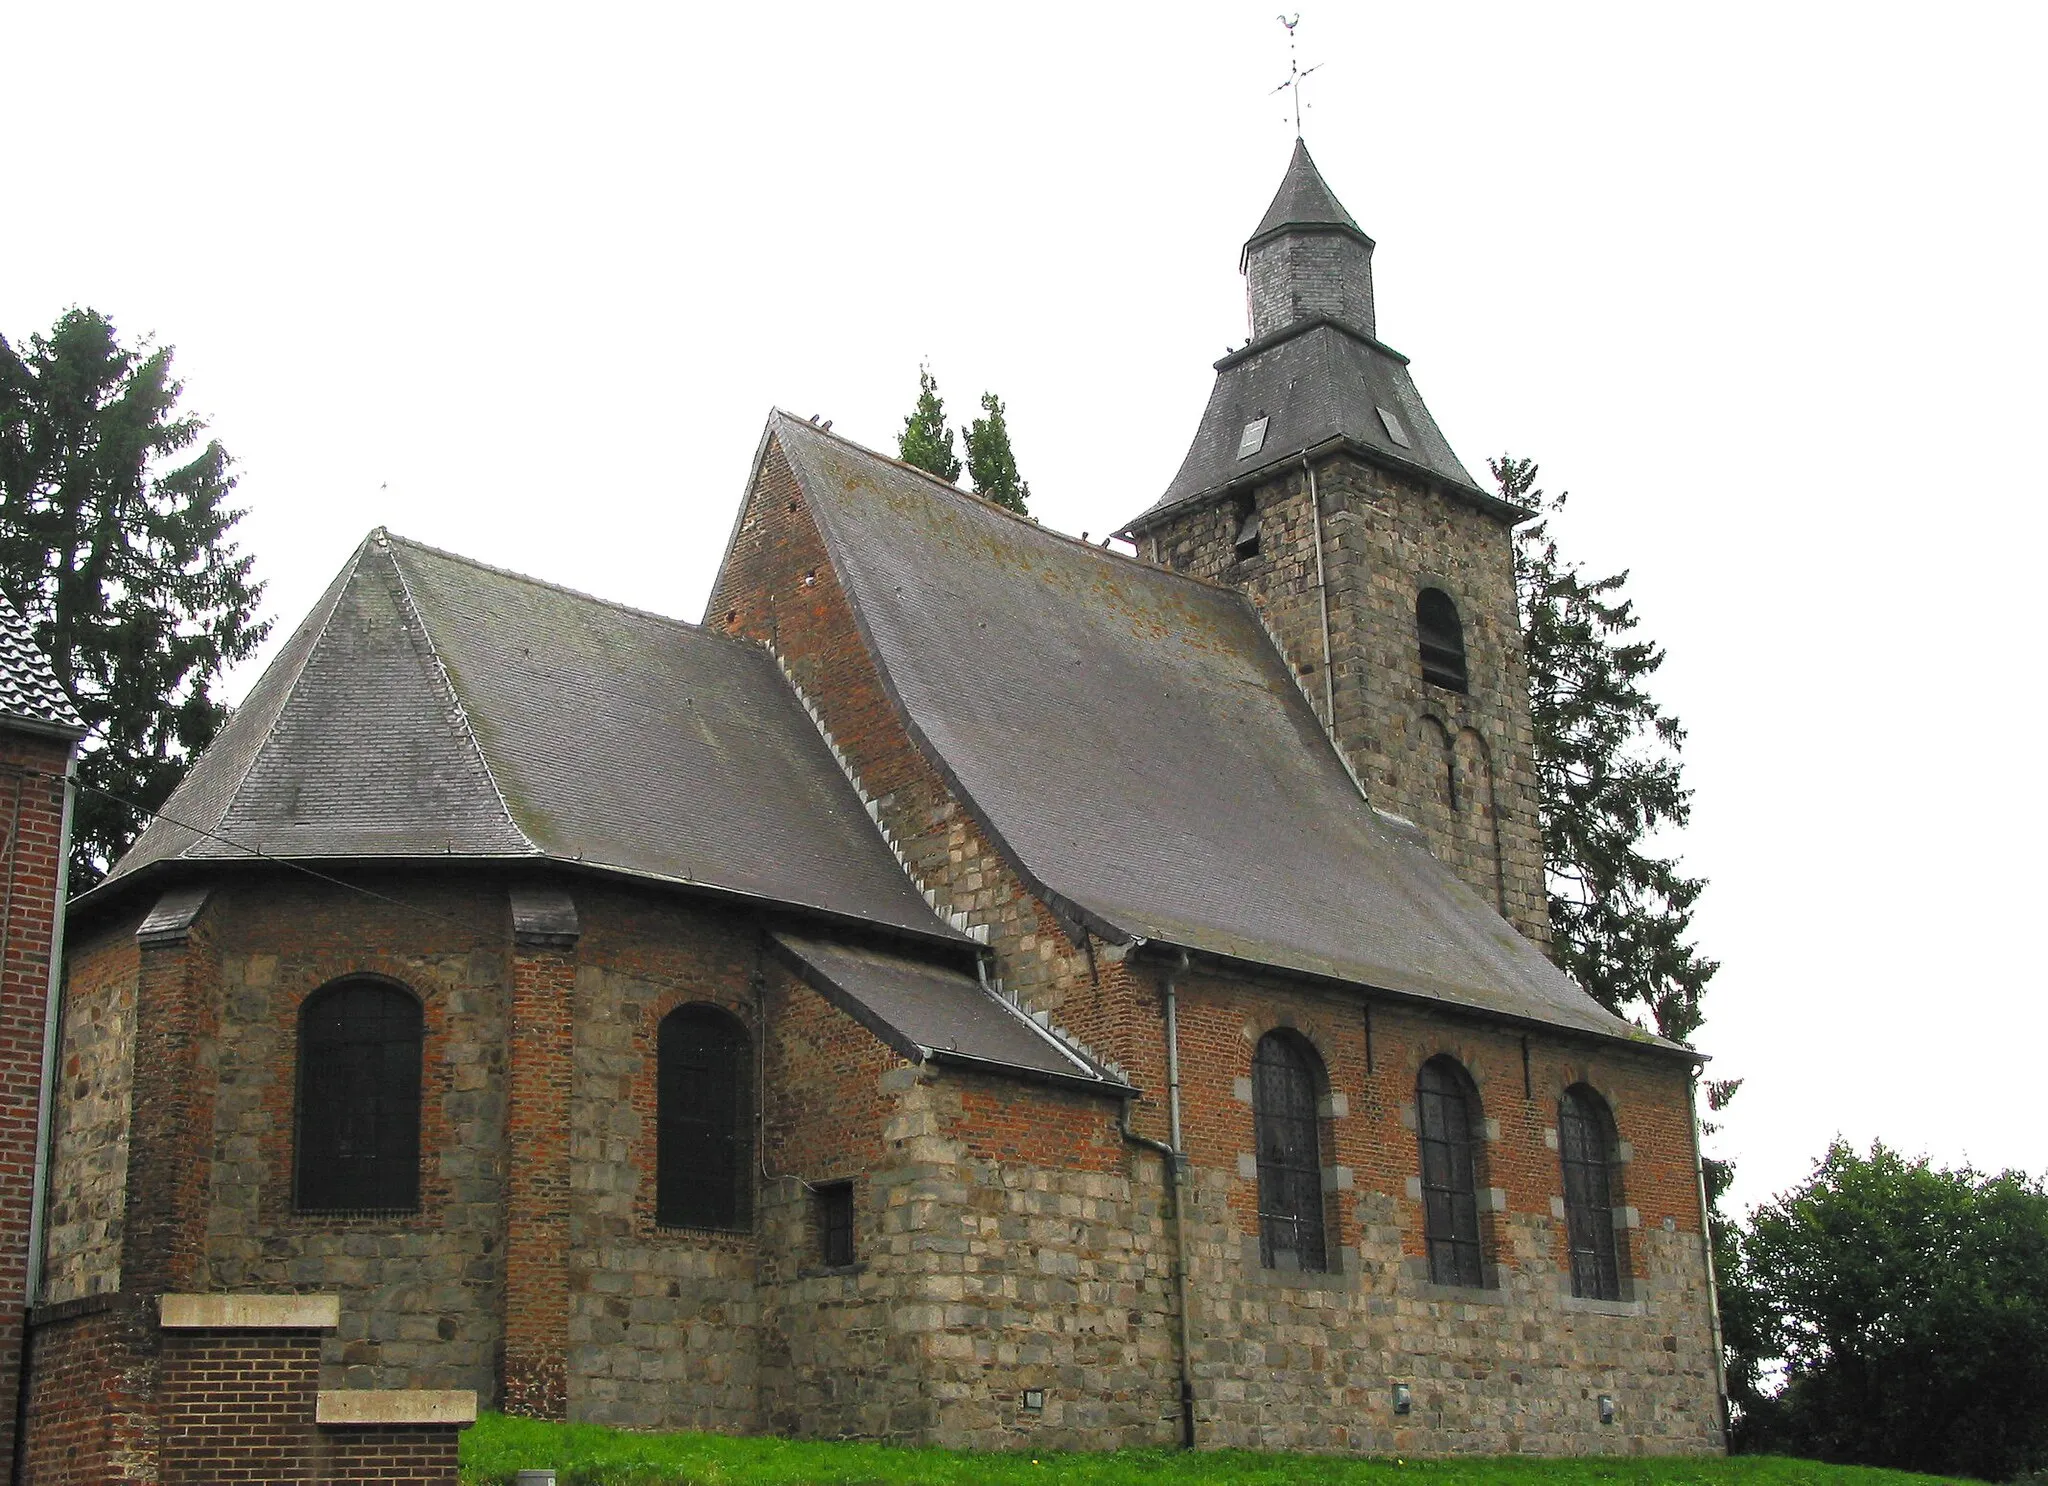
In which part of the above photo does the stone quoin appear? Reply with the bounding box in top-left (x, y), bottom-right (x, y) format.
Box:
top-left (19, 141), bottom-right (1725, 1471)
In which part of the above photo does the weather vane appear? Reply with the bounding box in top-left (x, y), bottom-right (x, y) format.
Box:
top-left (1271, 14), bottom-right (1324, 138)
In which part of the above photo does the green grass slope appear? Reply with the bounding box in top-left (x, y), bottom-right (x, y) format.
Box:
top-left (460, 1414), bottom-right (1969, 1486)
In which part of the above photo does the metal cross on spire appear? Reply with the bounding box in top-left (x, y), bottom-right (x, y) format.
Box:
top-left (1270, 14), bottom-right (1324, 137)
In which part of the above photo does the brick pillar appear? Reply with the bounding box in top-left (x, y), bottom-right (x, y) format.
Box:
top-left (501, 886), bottom-right (578, 1419)
top-left (121, 887), bottom-right (218, 1298)
top-left (0, 729), bottom-right (76, 1470)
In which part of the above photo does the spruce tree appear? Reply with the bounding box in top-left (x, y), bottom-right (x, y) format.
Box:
top-left (1498, 455), bottom-right (1717, 1043)
top-left (896, 365), bottom-right (961, 483)
top-left (0, 308), bottom-right (270, 885)
top-left (963, 391), bottom-right (1031, 515)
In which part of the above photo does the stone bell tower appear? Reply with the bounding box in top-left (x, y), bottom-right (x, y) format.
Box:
top-left (1119, 139), bottom-right (1550, 949)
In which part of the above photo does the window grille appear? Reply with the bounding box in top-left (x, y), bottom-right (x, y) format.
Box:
top-left (1252, 1031), bottom-right (1327, 1271)
top-left (818, 1181), bottom-right (855, 1268)
top-left (1417, 1057), bottom-right (1485, 1287)
top-left (656, 1005), bottom-right (752, 1230)
top-left (1416, 588), bottom-right (1468, 692)
top-left (295, 980), bottom-right (422, 1215)
top-left (1560, 1085), bottom-right (1624, 1300)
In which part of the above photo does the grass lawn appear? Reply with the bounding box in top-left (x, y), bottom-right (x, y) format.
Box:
top-left (459, 1414), bottom-right (1968, 1486)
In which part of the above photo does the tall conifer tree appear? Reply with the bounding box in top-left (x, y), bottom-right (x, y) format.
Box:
top-left (963, 391), bottom-right (1031, 515)
top-left (896, 365), bottom-right (961, 483)
top-left (1498, 455), bottom-right (1717, 1043)
top-left (0, 308), bottom-right (270, 884)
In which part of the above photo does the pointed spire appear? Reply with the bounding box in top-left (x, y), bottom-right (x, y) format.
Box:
top-left (1240, 140), bottom-right (1378, 341)
top-left (1242, 138), bottom-right (1372, 266)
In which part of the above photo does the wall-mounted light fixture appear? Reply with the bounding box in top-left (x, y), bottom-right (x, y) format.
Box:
top-left (1022, 1389), bottom-right (1045, 1414)
top-left (1392, 1382), bottom-right (1412, 1416)
top-left (1598, 1394), bottom-right (1616, 1425)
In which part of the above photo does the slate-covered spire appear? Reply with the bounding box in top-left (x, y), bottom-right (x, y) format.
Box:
top-left (1241, 138), bottom-right (1377, 340)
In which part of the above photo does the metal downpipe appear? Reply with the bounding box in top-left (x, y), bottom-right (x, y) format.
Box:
top-left (1118, 948), bottom-right (1196, 1448)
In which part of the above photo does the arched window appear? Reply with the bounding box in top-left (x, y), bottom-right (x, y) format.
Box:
top-left (1416, 588), bottom-right (1468, 693)
top-left (656, 1005), bottom-right (752, 1230)
top-left (1417, 1056), bottom-right (1485, 1287)
top-left (1560, 1085), bottom-right (1624, 1300)
top-left (1252, 1031), bottom-right (1326, 1271)
top-left (296, 979), bottom-right (422, 1214)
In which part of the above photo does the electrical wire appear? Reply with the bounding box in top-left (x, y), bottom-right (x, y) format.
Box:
top-left (12, 761), bottom-right (480, 932)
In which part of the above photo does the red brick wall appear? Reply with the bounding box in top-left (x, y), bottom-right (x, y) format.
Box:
top-left (0, 732), bottom-right (75, 1466)
top-left (503, 941), bottom-right (573, 1419)
top-left (708, 438), bottom-right (1168, 1120)
top-left (20, 1296), bottom-right (151, 1485)
top-left (311, 1423), bottom-right (459, 1483)
top-left (157, 1324), bottom-right (323, 1481)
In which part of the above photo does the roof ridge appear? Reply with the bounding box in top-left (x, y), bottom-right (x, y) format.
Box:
top-left (375, 528), bottom-right (707, 637)
top-left (202, 536), bottom-right (374, 850)
top-left (768, 411), bottom-right (1260, 604)
top-left (375, 535), bottom-right (540, 859)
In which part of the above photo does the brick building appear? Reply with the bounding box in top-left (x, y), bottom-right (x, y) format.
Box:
top-left (27, 141), bottom-right (1726, 1463)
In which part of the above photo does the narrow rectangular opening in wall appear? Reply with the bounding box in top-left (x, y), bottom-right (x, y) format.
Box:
top-left (817, 1181), bottom-right (854, 1268)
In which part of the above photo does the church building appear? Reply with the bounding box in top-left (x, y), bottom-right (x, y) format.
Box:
top-left (26, 142), bottom-right (1726, 1467)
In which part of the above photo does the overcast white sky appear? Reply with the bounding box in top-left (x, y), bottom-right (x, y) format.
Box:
top-left (8, 3), bottom-right (2044, 1215)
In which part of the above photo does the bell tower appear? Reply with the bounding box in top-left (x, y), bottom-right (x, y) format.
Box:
top-left (1119, 140), bottom-right (1550, 949)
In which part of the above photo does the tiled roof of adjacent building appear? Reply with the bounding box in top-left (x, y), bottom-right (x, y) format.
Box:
top-left (0, 595), bottom-right (84, 736)
top-left (768, 414), bottom-right (1675, 1053)
top-left (101, 531), bottom-right (962, 946)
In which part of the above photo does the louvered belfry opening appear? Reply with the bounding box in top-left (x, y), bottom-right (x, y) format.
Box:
top-left (656, 1005), bottom-right (752, 1230)
top-left (295, 979), bottom-right (423, 1215)
top-left (1417, 1056), bottom-right (1486, 1287)
top-left (1561, 1085), bottom-right (1625, 1300)
top-left (1416, 587), bottom-right (1469, 693)
top-left (1253, 1031), bottom-right (1327, 1271)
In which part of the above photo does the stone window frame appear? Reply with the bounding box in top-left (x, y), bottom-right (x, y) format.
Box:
top-left (1559, 1083), bottom-right (1629, 1301)
top-left (1411, 1052), bottom-right (1498, 1290)
top-left (260, 959), bottom-right (456, 1236)
top-left (292, 975), bottom-right (425, 1216)
top-left (1542, 1068), bottom-right (1645, 1299)
top-left (632, 985), bottom-right (761, 1245)
top-left (1416, 585), bottom-right (1470, 694)
top-left (1251, 1028), bottom-right (1330, 1272)
top-left (1232, 1014), bottom-right (1352, 1282)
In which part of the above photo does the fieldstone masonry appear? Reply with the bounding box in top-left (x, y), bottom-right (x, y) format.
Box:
top-left (1140, 454), bottom-right (1550, 949)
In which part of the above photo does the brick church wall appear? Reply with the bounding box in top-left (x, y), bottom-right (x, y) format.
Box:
top-left (1143, 453), bottom-right (1551, 949)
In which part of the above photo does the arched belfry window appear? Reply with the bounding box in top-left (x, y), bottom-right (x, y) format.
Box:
top-left (1417, 588), bottom-right (1468, 693)
top-left (1417, 1056), bottom-right (1486, 1287)
top-left (656, 1005), bottom-right (752, 1231)
top-left (296, 979), bottom-right (423, 1214)
top-left (1560, 1085), bottom-right (1625, 1300)
top-left (1252, 1031), bottom-right (1327, 1271)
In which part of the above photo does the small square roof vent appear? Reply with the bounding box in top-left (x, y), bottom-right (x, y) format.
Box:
top-left (1237, 416), bottom-right (1270, 460)
top-left (1376, 407), bottom-right (1412, 449)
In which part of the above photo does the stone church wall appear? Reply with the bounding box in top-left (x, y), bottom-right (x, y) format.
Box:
top-left (1142, 453), bottom-right (1550, 950)
top-left (42, 915), bottom-right (141, 1305)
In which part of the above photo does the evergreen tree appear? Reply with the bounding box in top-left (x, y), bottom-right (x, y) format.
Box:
top-left (896, 365), bottom-right (961, 483)
top-left (0, 308), bottom-right (270, 885)
top-left (1497, 455), bottom-right (1717, 1042)
top-left (962, 391), bottom-right (1031, 515)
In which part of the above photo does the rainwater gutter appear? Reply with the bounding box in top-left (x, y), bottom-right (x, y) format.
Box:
top-left (1302, 452), bottom-right (1336, 738)
top-left (1116, 946), bottom-right (1195, 1449)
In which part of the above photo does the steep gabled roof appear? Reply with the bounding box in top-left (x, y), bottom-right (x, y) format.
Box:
top-left (103, 531), bottom-right (960, 944)
top-left (0, 595), bottom-right (84, 737)
top-left (769, 414), bottom-right (1673, 1052)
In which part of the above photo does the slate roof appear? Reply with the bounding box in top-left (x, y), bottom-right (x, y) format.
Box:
top-left (103, 532), bottom-right (960, 944)
top-left (0, 595), bottom-right (84, 736)
top-left (1123, 142), bottom-right (1511, 530)
top-left (769, 414), bottom-right (1676, 1053)
top-left (1243, 137), bottom-right (1371, 260)
top-left (769, 932), bottom-right (1128, 1092)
